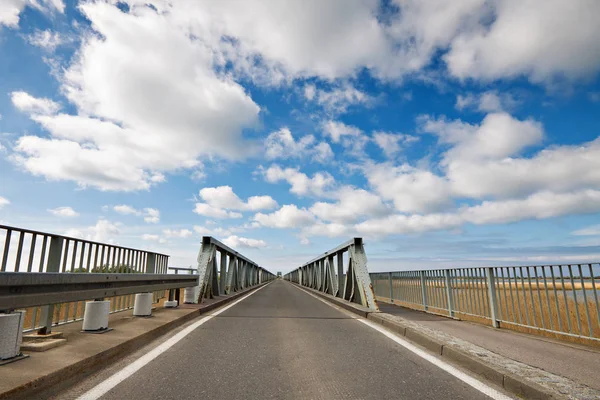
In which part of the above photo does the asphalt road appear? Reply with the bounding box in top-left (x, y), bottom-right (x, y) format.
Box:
top-left (76, 280), bottom-right (503, 399)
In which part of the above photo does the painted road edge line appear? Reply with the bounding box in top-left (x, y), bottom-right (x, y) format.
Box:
top-left (292, 283), bottom-right (513, 400)
top-left (77, 283), bottom-right (271, 400)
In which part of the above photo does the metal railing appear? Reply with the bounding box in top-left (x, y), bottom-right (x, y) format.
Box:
top-left (195, 236), bottom-right (276, 302)
top-left (371, 264), bottom-right (600, 343)
top-left (284, 238), bottom-right (378, 311)
top-left (0, 224), bottom-right (170, 332)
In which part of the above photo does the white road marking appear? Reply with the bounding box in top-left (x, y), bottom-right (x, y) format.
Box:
top-left (77, 283), bottom-right (271, 400)
top-left (291, 283), bottom-right (513, 400)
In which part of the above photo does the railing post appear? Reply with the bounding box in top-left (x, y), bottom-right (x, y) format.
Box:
top-left (420, 271), bottom-right (428, 311)
top-left (337, 252), bottom-right (344, 298)
top-left (388, 272), bottom-right (393, 302)
top-left (486, 267), bottom-right (499, 328)
top-left (146, 253), bottom-right (156, 274)
top-left (38, 236), bottom-right (63, 334)
top-left (444, 269), bottom-right (454, 318)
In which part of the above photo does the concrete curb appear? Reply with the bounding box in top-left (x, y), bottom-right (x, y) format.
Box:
top-left (2, 283), bottom-right (270, 400)
top-left (292, 282), bottom-right (599, 400)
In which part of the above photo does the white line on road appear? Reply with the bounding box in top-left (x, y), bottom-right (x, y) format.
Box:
top-left (292, 284), bottom-right (513, 400)
top-left (77, 283), bottom-right (271, 400)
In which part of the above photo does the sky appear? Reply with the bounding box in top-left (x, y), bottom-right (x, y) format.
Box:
top-left (1, 0), bottom-right (600, 274)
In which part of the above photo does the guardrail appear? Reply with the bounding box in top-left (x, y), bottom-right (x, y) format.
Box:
top-left (195, 236), bottom-right (276, 302)
top-left (371, 264), bottom-right (600, 343)
top-left (284, 238), bottom-right (378, 311)
top-left (0, 224), bottom-right (170, 333)
top-left (0, 273), bottom-right (198, 309)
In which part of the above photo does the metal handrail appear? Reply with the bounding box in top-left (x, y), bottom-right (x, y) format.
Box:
top-left (370, 264), bottom-right (600, 343)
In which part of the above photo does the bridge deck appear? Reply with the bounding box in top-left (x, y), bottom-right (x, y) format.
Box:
top-left (56, 280), bottom-right (503, 399)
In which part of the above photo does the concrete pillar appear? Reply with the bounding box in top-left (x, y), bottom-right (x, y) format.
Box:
top-left (82, 300), bottom-right (110, 331)
top-left (133, 293), bottom-right (153, 316)
top-left (0, 312), bottom-right (25, 360)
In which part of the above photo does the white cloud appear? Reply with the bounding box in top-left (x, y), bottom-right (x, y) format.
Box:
top-left (143, 208), bottom-right (160, 223)
top-left (305, 83), bottom-right (373, 114)
top-left (365, 163), bottom-right (452, 213)
top-left (572, 225), bottom-right (600, 236)
top-left (163, 228), bottom-right (192, 238)
top-left (26, 29), bottom-right (66, 51)
top-left (12, 1), bottom-right (260, 191)
top-left (193, 203), bottom-right (242, 219)
top-left (0, 196), bottom-right (10, 209)
top-left (264, 128), bottom-right (332, 163)
top-left (65, 219), bottom-right (120, 242)
top-left (48, 206), bottom-right (78, 217)
top-left (455, 91), bottom-right (519, 113)
top-left (197, 186), bottom-right (277, 217)
top-left (142, 233), bottom-right (166, 244)
top-left (444, 0), bottom-right (600, 83)
top-left (372, 131), bottom-right (419, 158)
top-left (0, 0), bottom-right (64, 28)
top-left (420, 112), bottom-right (544, 163)
top-left (113, 205), bottom-right (140, 216)
top-left (322, 120), bottom-right (362, 143)
top-left (223, 235), bottom-right (267, 249)
top-left (113, 205), bottom-right (160, 223)
top-left (262, 164), bottom-right (334, 197)
top-left (11, 91), bottom-right (60, 115)
top-left (310, 186), bottom-right (390, 224)
top-left (193, 225), bottom-right (238, 238)
top-left (355, 190), bottom-right (600, 237)
top-left (253, 205), bottom-right (315, 228)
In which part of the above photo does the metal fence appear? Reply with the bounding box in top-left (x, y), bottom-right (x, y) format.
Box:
top-left (371, 264), bottom-right (600, 343)
top-left (0, 224), bottom-right (169, 332)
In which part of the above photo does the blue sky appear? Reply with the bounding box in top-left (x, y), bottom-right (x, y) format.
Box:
top-left (1, 0), bottom-right (600, 273)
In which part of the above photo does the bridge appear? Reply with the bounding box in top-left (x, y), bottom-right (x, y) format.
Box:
top-left (0, 225), bottom-right (599, 399)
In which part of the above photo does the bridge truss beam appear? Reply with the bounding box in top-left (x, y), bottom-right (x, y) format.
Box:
top-left (284, 238), bottom-right (378, 311)
top-left (196, 236), bottom-right (275, 303)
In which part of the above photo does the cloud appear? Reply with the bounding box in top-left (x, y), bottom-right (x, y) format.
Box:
top-left (444, 0), bottom-right (600, 83)
top-left (309, 186), bottom-right (390, 224)
top-left (143, 208), bottom-right (160, 223)
top-left (455, 91), bottom-right (519, 113)
top-left (194, 186), bottom-right (277, 220)
top-left (193, 225), bottom-right (238, 238)
top-left (223, 235), bottom-right (267, 249)
top-left (11, 91), bottom-right (60, 115)
top-left (113, 205), bottom-right (160, 223)
top-left (261, 164), bottom-right (334, 197)
top-left (26, 29), bottom-right (67, 51)
top-left (365, 163), bottom-right (452, 213)
top-left (253, 205), bottom-right (315, 228)
top-left (420, 112), bottom-right (544, 164)
top-left (304, 83), bottom-right (373, 114)
top-left (372, 131), bottom-right (419, 158)
top-left (142, 234), bottom-right (166, 244)
top-left (264, 128), bottom-right (332, 163)
top-left (163, 228), bottom-right (192, 238)
top-left (48, 206), bottom-right (78, 217)
top-left (322, 120), bottom-right (363, 143)
top-left (0, 196), bottom-right (10, 209)
top-left (0, 0), bottom-right (64, 28)
top-left (193, 203), bottom-right (242, 219)
top-left (572, 225), bottom-right (600, 236)
top-left (12, 1), bottom-right (260, 191)
top-left (354, 190), bottom-right (600, 237)
top-left (65, 219), bottom-right (120, 242)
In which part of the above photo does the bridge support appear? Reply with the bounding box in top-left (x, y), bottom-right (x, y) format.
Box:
top-left (284, 238), bottom-right (378, 311)
top-left (82, 300), bottom-right (110, 331)
top-left (195, 236), bottom-right (275, 303)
